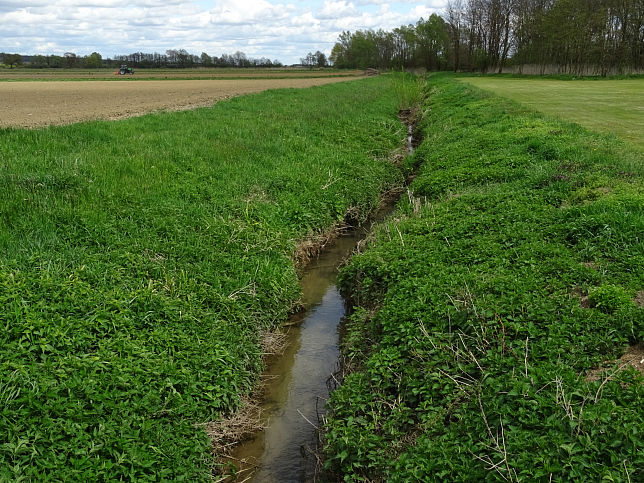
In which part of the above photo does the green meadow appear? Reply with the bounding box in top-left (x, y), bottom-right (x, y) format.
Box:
top-left (324, 75), bottom-right (643, 481)
top-left (462, 76), bottom-right (644, 151)
top-left (0, 77), bottom-right (405, 479)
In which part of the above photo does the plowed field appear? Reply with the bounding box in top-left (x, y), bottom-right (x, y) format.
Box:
top-left (0, 77), bottom-right (360, 128)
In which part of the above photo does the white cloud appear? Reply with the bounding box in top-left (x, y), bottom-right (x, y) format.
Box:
top-left (318, 1), bottom-right (357, 19)
top-left (208, 0), bottom-right (291, 25)
top-left (0, 1), bottom-right (449, 64)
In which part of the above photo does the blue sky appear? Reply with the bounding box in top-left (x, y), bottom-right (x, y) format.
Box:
top-left (0, 1), bottom-right (448, 64)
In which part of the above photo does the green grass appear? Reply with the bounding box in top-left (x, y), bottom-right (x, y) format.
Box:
top-left (392, 72), bottom-right (424, 111)
top-left (461, 77), bottom-right (644, 151)
top-left (0, 77), bottom-right (405, 480)
top-left (323, 75), bottom-right (643, 481)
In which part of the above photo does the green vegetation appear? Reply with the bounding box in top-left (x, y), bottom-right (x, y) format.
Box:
top-left (330, 0), bottom-right (643, 75)
top-left (0, 77), bottom-right (405, 480)
top-left (393, 72), bottom-right (425, 111)
top-left (463, 77), bottom-right (644, 151)
top-left (324, 75), bottom-right (643, 481)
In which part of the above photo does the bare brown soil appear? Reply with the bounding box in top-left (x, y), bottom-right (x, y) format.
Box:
top-left (634, 290), bottom-right (644, 308)
top-left (0, 77), bottom-right (360, 128)
top-left (0, 69), bottom-right (364, 81)
top-left (586, 343), bottom-right (644, 381)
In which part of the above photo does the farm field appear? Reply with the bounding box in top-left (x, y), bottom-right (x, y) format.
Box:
top-left (0, 76), bottom-right (361, 128)
top-left (0, 75), bottom-right (406, 480)
top-left (323, 75), bottom-right (643, 481)
top-left (461, 77), bottom-right (644, 150)
top-left (0, 68), bottom-right (364, 81)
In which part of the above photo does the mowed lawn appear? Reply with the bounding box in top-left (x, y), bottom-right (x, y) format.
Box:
top-left (462, 77), bottom-right (644, 151)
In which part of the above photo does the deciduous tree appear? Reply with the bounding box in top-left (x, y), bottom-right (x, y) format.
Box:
top-left (2, 53), bottom-right (23, 68)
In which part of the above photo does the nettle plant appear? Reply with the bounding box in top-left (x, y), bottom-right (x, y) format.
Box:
top-left (323, 75), bottom-right (643, 482)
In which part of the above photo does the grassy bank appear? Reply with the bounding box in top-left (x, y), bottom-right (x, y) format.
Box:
top-left (0, 77), bottom-right (405, 479)
top-left (324, 75), bottom-right (643, 481)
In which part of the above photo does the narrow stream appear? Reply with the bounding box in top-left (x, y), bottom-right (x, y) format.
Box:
top-left (228, 116), bottom-right (415, 482)
top-left (228, 207), bottom-right (394, 482)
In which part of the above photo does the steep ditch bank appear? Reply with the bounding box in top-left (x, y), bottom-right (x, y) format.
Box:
top-left (322, 76), bottom-right (643, 481)
top-left (212, 101), bottom-right (424, 482)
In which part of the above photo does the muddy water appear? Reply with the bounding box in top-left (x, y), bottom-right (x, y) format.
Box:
top-left (229, 209), bottom-right (393, 482)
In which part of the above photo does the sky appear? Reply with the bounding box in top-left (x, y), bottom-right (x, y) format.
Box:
top-left (0, 0), bottom-right (448, 65)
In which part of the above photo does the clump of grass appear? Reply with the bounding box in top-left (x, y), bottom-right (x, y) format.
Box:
top-left (324, 75), bottom-right (643, 481)
top-left (588, 284), bottom-right (636, 314)
top-left (392, 71), bottom-right (424, 111)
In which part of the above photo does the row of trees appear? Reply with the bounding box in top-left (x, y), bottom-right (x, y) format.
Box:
top-left (446, 0), bottom-right (643, 74)
top-left (0, 52), bottom-right (104, 69)
top-left (113, 50), bottom-right (282, 68)
top-left (331, 0), bottom-right (643, 74)
top-left (508, 0), bottom-right (643, 74)
top-left (0, 50), bottom-right (283, 69)
top-left (330, 15), bottom-right (451, 71)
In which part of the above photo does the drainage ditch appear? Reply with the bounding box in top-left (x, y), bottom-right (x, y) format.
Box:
top-left (224, 111), bottom-right (419, 482)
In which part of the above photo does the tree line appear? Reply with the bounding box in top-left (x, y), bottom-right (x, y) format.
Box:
top-left (331, 0), bottom-right (643, 75)
top-left (0, 50), bottom-right (283, 69)
top-left (114, 50), bottom-right (282, 68)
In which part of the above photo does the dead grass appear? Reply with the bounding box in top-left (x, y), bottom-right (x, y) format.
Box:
top-left (260, 329), bottom-right (288, 357)
top-left (204, 398), bottom-right (264, 456)
top-left (293, 228), bottom-right (342, 270)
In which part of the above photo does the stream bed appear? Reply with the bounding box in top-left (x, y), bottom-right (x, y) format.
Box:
top-left (228, 206), bottom-right (394, 482)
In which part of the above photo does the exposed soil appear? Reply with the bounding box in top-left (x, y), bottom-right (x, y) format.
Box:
top-left (0, 77), bottom-right (360, 128)
top-left (586, 343), bottom-right (644, 381)
top-left (619, 344), bottom-right (644, 377)
top-left (634, 290), bottom-right (644, 308)
top-left (0, 69), bottom-right (364, 81)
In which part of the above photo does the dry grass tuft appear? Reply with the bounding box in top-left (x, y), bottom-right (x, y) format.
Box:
top-left (260, 329), bottom-right (288, 357)
top-left (205, 399), bottom-right (264, 456)
top-left (293, 228), bottom-right (342, 270)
